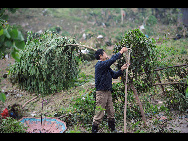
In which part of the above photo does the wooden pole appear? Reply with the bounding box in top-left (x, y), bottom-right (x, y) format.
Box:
top-left (155, 71), bottom-right (165, 95)
top-left (124, 49), bottom-right (131, 133)
top-left (130, 83), bottom-right (147, 127)
top-left (124, 63), bottom-right (128, 133)
top-left (121, 8), bottom-right (124, 24)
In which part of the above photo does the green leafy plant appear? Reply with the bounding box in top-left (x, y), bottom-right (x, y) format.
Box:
top-left (165, 87), bottom-right (187, 112)
top-left (9, 30), bottom-right (81, 95)
top-left (0, 8), bottom-right (25, 62)
top-left (146, 15), bottom-right (157, 26)
top-left (0, 93), bottom-right (6, 103)
top-left (113, 28), bottom-right (158, 93)
top-left (61, 83), bottom-right (152, 129)
top-left (0, 117), bottom-right (28, 133)
top-left (70, 89), bottom-right (96, 125)
top-left (67, 125), bottom-right (82, 133)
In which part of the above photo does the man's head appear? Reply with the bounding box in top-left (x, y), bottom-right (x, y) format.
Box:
top-left (95, 49), bottom-right (108, 61)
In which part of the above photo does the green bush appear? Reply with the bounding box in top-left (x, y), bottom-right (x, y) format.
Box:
top-left (113, 29), bottom-right (158, 93)
top-left (71, 89), bottom-right (96, 125)
top-left (147, 15), bottom-right (157, 26)
top-left (61, 83), bottom-right (163, 129)
top-left (61, 83), bottom-right (145, 128)
top-left (165, 88), bottom-right (187, 112)
top-left (9, 30), bottom-right (81, 95)
top-left (0, 19), bottom-right (25, 62)
top-left (0, 117), bottom-right (27, 133)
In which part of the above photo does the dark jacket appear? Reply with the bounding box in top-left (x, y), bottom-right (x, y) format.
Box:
top-left (95, 52), bottom-right (123, 91)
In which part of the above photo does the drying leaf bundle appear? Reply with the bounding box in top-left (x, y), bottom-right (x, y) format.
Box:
top-left (9, 31), bottom-right (80, 95)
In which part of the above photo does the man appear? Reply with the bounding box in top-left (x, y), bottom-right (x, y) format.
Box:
top-left (92, 47), bottom-right (128, 133)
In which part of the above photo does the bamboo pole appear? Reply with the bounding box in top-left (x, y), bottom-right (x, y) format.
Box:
top-left (124, 48), bottom-right (131, 133)
top-left (124, 62), bottom-right (128, 133)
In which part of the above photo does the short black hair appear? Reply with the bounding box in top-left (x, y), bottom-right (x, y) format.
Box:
top-left (95, 49), bottom-right (104, 60)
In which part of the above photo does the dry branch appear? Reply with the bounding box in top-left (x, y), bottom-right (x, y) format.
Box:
top-left (154, 64), bottom-right (188, 71)
top-left (130, 83), bottom-right (147, 127)
top-left (22, 96), bottom-right (38, 109)
top-left (65, 44), bottom-right (97, 51)
top-left (153, 82), bottom-right (186, 86)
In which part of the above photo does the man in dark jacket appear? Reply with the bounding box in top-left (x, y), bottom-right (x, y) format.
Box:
top-left (92, 47), bottom-right (128, 133)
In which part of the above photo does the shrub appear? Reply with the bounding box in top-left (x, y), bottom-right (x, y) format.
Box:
top-left (0, 117), bottom-right (27, 133)
top-left (165, 88), bottom-right (187, 112)
top-left (61, 83), bottom-right (146, 128)
top-left (113, 29), bottom-right (158, 93)
top-left (147, 15), bottom-right (157, 26)
top-left (9, 30), bottom-right (81, 95)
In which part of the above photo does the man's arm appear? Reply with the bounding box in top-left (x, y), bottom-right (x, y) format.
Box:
top-left (110, 69), bottom-right (123, 79)
top-left (110, 63), bottom-right (129, 79)
top-left (99, 47), bottom-right (128, 69)
top-left (100, 52), bottom-right (121, 69)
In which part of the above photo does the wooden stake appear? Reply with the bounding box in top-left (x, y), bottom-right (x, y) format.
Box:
top-left (124, 48), bottom-right (131, 133)
top-left (124, 64), bottom-right (128, 133)
top-left (155, 71), bottom-right (165, 95)
top-left (130, 83), bottom-right (147, 127)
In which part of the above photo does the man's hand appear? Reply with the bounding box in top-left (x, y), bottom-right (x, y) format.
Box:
top-left (121, 63), bottom-right (130, 71)
top-left (119, 47), bottom-right (128, 54)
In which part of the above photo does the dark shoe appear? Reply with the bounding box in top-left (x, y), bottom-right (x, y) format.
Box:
top-left (108, 119), bottom-right (117, 133)
top-left (92, 123), bottom-right (98, 133)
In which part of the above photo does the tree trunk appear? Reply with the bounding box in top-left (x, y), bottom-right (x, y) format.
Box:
top-left (155, 71), bottom-right (165, 95)
top-left (121, 8), bottom-right (124, 24)
top-left (130, 83), bottom-right (147, 127)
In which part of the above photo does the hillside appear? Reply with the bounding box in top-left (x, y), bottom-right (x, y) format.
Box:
top-left (6, 8), bottom-right (185, 49)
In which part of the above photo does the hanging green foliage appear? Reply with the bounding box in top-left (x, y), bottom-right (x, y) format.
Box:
top-left (113, 29), bottom-right (158, 93)
top-left (9, 30), bottom-right (81, 95)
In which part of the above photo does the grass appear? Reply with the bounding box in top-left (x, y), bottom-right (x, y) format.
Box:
top-left (47, 8), bottom-right (83, 22)
top-left (156, 38), bottom-right (188, 66)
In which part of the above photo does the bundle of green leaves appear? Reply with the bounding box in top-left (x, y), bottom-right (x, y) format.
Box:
top-left (0, 8), bottom-right (25, 62)
top-left (113, 29), bottom-right (158, 93)
top-left (0, 20), bottom-right (25, 61)
top-left (9, 30), bottom-right (81, 95)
